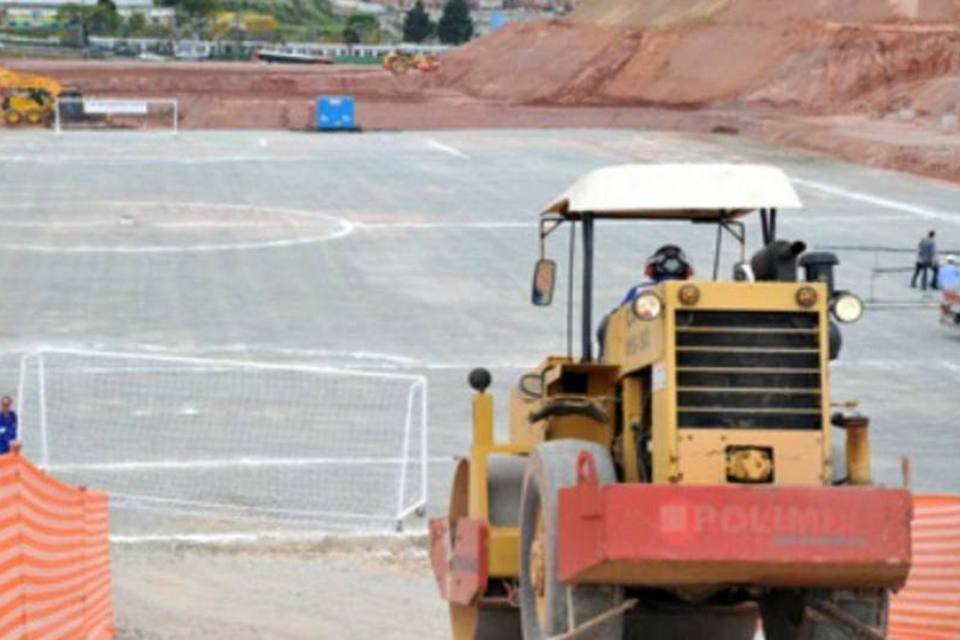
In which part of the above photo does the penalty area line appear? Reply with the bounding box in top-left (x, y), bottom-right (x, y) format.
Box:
top-left (46, 455), bottom-right (455, 472)
top-left (790, 177), bottom-right (955, 221)
top-left (109, 529), bottom-right (428, 546)
top-left (424, 138), bottom-right (470, 160)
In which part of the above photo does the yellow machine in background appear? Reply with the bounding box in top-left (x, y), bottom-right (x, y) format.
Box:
top-left (383, 50), bottom-right (440, 75)
top-left (211, 11), bottom-right (279, 40)
top-left (0, 66), bottom-right (81, 126)
top-left (429, 164), bottom-right (912, 640)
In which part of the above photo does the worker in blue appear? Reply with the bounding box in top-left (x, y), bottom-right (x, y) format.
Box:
top-left (0, 396), bottom-right (17, 455)
top-left (621, 244), bottom-right (695, 305)
top-left (939, 255), bottom-right (960, 292)
top-left (598, 245), bottom-right (694, 358)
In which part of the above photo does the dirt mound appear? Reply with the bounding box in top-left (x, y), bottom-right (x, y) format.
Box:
top-left (424, 21), bottom-right (639, 103)
top-left (429, 0), bottom-right (960, 112)
top-left (572, 0), bottom-right (960, 28)
top-left (6, 59), bottom-right (423, 102)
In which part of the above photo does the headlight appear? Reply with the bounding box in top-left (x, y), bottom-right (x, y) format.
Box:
top-left (832, 292), bottom-right (864, 323)
top-left (631, 291), bottom-right (662, 320)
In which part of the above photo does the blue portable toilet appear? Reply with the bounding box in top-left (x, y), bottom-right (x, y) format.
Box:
top-left (489, 11), bottom-right (508, 31)
top-left (316, 96), bottom-right (357, 131)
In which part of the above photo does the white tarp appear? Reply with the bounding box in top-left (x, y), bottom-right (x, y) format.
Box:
top-left (83, 99), bottom-right (148, 115)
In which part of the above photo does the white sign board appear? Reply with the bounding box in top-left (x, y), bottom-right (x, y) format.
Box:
top-left (83, 100), bottom-right (148, 116)
top-left (652, 361), bottom-right (667, 392)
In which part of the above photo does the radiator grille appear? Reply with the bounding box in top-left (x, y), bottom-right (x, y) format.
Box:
top-left (675, 310), bottom-right (823, 430)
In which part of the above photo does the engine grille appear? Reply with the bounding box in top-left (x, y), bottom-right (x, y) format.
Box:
top-left (675, 310), bottom-right (822, 430)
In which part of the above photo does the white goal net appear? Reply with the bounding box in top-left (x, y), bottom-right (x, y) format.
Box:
top-left (55, 97), bottom-right (179, 133)
top-left (17, 348), bottom-right (427, 535)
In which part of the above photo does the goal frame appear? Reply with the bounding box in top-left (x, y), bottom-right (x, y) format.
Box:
top-left (54, 97), bottom-right (180, 134)
top-left (17, 346), bottom-right (428, 530)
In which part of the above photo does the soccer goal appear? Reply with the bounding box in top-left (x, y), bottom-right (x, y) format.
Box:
top-left (54, 97), bottom-right (179, 133)
top-left (17, 348), bottom-right (427, 534)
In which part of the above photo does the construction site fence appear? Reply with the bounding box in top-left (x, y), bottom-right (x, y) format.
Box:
top-left (890, 494), bottom-right (960, 640)
top-left (0, 447), bottom-right (113, 640)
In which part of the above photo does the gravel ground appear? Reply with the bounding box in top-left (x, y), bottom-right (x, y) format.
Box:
top-left (112, 542), bottom-right (444, 640)
top-left (0, 129), bottom-right (957, 637)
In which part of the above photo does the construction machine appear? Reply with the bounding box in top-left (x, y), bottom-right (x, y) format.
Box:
top-left (383, 50), bottom-right (439, 75)
top-left (429, 164), bottom-right (912, 640)
top-left (0, 66), bottom-right (81, 126)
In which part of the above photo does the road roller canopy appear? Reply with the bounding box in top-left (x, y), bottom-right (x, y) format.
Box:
top-left (542, 163), bottom-right (803, 220)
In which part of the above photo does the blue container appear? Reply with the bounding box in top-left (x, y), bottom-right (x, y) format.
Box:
top-left (490, 11), bottom-right (508, 31)
top-left (316, 96), bottom-right (356, 131)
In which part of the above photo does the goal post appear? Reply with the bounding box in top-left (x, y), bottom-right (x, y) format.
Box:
top-left (54, 97), bottom-right (179, 133)
top-left (17, 347), bottom-right (428, 533)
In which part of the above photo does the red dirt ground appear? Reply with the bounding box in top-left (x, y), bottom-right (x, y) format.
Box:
top-left (3, 0), bottom-right (960, 182)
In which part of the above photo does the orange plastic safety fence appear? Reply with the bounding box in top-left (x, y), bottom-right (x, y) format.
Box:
top-left (890, 494), bottom-right (960, 640)
top-left (0, 450), bottom-right (113, 640)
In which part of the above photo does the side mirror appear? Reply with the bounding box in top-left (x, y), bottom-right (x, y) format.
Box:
top-left (531, 259), bottom-right (556, 306)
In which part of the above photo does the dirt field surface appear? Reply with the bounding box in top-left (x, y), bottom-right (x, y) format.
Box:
top-left (112, 539), bottom-right (444, 640)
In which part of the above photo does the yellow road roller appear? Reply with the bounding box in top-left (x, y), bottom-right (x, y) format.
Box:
top-left (429, 164), bottom-right (911, 640)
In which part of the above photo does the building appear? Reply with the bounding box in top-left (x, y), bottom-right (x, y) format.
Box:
top-left (0, 0), bottom-right (172, 30)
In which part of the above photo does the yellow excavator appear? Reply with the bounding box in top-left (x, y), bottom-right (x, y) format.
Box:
top-left (0, 66), bottom-right (82, 126)
top-left (383, 50), bottom-right (440, 75)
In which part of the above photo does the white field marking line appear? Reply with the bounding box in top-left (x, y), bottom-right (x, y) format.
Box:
top-left (25, 346), bottom-right (426, 382)
top-left (109, 530), bottom-right (427, 545)
top-left (0, 201), bottom-right (356, 253)
top-left (46, 455), bottom-right (454, 473)
top-left (109, 501), bottom-right (385, 528)
top-left (424, 138), bottom-right (470, 159)
top-left (355, 220), bottom-right (533, 230)
top-left (791, 177), bottom-right (956, 220)
top-left (25, 342), bottom-right (538, 372)
top-left (0, 153), bottom-right (317, 165)
top-left (942, 361), bottom-right (960, 374)
top-left (108, 491), bottom-right (426, 524)
top-left (0, 219), bottom-right (292, 230)
top-left (1, 343), bottom-right (535, 373)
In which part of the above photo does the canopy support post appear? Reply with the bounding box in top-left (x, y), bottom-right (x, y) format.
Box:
top-left (581, 214), bottom-right (594, 363)
top-left (566, 221), bottom-right (576, 359)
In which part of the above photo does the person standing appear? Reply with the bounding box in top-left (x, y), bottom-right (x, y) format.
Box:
top-left (911, 230), bottom-right (937, 290)
top-left (939, 255), bottom-right (960, 291)
top-left (0, 396), bottom-right (17, 455)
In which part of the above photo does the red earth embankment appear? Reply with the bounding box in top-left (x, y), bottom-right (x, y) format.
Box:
top-left (4, 0), bottom-right (960, 182)
top-left (428, 6), bottom-right (960, 114)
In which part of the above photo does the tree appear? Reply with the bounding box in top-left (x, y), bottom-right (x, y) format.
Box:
top-left (124, 11), bottom-right (147, 36)
top-left (342, 13), bottom-right (376, 47)
top-left (437, 0), bottom-right (472, 45)
top-left (176, 0), bottom-right (219, 19)
top-left (58, 0), bottom-right (121, 46)
top-left (342, 23), bottom-right (360, 47)
top-left (402, 1), bottom-right (434, 43)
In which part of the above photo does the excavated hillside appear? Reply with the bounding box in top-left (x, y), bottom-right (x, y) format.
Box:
top-left (430, 0), bottom-right (960, 115)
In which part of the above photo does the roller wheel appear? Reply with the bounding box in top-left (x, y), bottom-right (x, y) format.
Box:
top-left (448, 457), bottom-right (523, 640)
top-left (25, 108), bottom-right (43, 125)
top-left (760, 588), bottom-right (889, 640)
top-left (4, 110), bottom-right (22, 126)
top-left (519, 440), bottom-right (624, 639)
